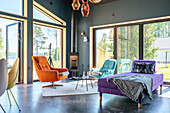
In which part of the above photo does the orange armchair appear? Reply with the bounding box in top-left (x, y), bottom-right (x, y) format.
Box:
top-left (32, 56), bottom-right (69, 88)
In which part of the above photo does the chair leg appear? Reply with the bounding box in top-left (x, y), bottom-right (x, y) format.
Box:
top-left (0, 104), bottom-right (6, 113)
top-left (42, 82), bottom-right (63, 89)
top-left (138, 95), bottom-right (142, 109)
top-left (90, 77), bottom-right (93, 89)
top-left (75, 80), bottom-right (79, 90)
top-left (9, 90), bottom-right (21, 111)
top-left (7, 90), bottom-right (12, 106)
top-left (52, 82), bottom-right (56, 89)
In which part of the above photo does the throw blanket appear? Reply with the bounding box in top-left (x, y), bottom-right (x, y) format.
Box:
top-left (108, 75), bottom-right (153, 102)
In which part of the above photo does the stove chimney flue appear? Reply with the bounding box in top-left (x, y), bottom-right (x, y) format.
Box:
top-left (71, 11), bottom-right (77, 53)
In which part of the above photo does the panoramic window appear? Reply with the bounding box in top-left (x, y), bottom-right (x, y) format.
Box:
top-left (92, 18), bottom-right (170, 82)
top-left (95, 28), bottom-right (114, 68)
top-left (0, 0), bottom-right (23, 15)
top-left (33, 24), bottom-right (62, 80)
top-left (117, 25), bottom-right (139, 73)
top-left (144, 21), bottom-right (170, 80)
top-left (32, 1), bottom-right (66, 81)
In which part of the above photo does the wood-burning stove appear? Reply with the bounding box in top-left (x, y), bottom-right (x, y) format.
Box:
top-left (69, 52), bottom-right (79, 78)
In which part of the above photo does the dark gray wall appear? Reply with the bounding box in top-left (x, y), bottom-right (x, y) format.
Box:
top-left (35, 0), bottom-right (72, 68)
top-left (77, 0), bottom-right (170, 74)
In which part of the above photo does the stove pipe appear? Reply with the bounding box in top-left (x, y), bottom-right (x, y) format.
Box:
top-left (71, 11), bottom-right (77, 53)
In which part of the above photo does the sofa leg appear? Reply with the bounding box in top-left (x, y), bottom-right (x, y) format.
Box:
top-left (100, 92), bottom-right (102, 101)
top-left (160, 85), bottom-right (162, 91)
top-left (138, 99), bottom-right (141, 109)
top-left (138, 103), bottom-right (141, 109)
top-left (138, 94), bottom-right (142, 109)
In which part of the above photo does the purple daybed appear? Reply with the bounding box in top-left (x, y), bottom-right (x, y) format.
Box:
top-left (98, 60), bottom-right (164, 108)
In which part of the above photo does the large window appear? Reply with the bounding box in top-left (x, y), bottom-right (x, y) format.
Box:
top-left (117, 25), bottom-right (139, 73)
top-left (33, 24), bottom-right (62, 80)
top-left (32, 1), bottom-right (66, 81)
top-left (0, 0), bottom-right (23, 15)
top-left (95, 28), bottom-right (114, 68)
top-left (92, 21), bottom-right (170, 81)
top-left (144, 21), bottom-right (170, 80)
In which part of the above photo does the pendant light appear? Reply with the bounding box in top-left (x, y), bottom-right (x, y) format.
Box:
top-left (72, 0), bottom-right (81, 10)
top-left (89, 0), bottom-right (101, 3)
top-left (81, 0), bottom-right (90, 17)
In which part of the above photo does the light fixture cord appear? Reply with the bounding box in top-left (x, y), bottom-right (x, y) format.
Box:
top-left (82, 0), bottom-right (88, 2)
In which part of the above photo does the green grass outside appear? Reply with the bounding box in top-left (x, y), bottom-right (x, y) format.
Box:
top-left (157, 63), bottom-right (170, 80)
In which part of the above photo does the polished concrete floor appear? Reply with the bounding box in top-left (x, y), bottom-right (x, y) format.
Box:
top-left (0, 79), bottom-right (170, 113)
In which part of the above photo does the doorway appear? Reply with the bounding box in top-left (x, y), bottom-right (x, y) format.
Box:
top-left (0, 18), bottom-right (23, 83)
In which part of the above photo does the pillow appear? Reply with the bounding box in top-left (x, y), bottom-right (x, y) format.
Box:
top-left (131, 62), bottom-right (146, 73)
top-left (145, 62), bottom-right (155, 74)
top-left (131, 62), bottom-right (155, 74)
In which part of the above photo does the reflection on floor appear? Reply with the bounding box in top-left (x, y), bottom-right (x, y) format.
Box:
top-left (0, 79), bottom-right (170, 113)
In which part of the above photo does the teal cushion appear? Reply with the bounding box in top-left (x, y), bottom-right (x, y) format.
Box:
top-left (99, 60), bottom-right (115, 72)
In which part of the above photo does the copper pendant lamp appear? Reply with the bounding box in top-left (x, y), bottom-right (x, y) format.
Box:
top-left (72, 0), bottom-right (81, 10)
top-left (89, 0), bottom-right (101, 3)
top-left (72, 0), bottom-right (101, 17)
top-left (81, 0), bottom-right (90, 17)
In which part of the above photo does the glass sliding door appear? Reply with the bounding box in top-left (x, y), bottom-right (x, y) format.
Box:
top-left (117, 25), bottom-right (139, 73)
top-left (33, 24), bottom-right (62, 80)
top-left (144, 21), bottom-right (170, 81)
top-left (93, 20), bottom-right (170, 81)
top-left (6, 22), bottom-right (23, 82)
top-left (0, 18), bottom-right (23, 82)
top-left (6, 23), bottom-right (19, 68)
top-left (95, 28), bottom-right (114, 68)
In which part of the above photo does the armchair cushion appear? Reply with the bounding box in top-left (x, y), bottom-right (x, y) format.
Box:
top-left (99, 60), bottom-right (115, 72)
top-left (90, 59), bottom-right (117, 79)
top-left (37, 56), bottom-right (51, 70)
top-left (39, 63), bottom-right (51, 70)
top-left (38, 70), bottom-right (59, 82)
